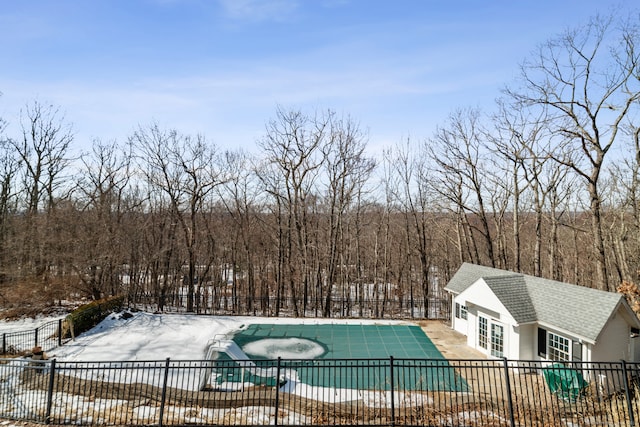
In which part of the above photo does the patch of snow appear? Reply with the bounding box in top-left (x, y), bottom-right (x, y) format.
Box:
top-left (0, 315), bottom-right (66, 334)
top-left (243, 338), bottom-right (325, 359)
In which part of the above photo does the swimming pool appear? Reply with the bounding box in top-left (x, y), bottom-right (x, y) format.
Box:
top-left (235, 324), bottom-right (444, 359)
top-left (213, 323), bottom-right (467, 391)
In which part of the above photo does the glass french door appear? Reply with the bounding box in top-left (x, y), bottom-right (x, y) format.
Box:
top-left (478, 317), bottom-right (488, 349)
top-left (490, 323), bottom-right (504, 358)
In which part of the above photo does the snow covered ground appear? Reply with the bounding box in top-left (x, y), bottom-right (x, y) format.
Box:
top-left (0, 315), bottom-right (65, 334)
top-left (1, 312), bottom-right (435, 425)
top-left (3, 311), bottom-right (426, 399)
top-left (37, 311), bottom-right (415, 362)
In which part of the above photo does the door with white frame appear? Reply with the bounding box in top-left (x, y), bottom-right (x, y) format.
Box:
top-left (477, 316), bottom-right (505, 358)
top-left (490, 323), bottom-right (505, 358)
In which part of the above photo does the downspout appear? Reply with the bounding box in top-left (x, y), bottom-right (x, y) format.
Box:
top-left (449, 292), bottom-right (456, 329)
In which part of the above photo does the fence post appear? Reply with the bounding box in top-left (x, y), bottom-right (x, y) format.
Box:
top-left (621, 360), bottom-right (636, 427)
top-left (158, 358), bottom-right (170, 427)
top-left (45, 359), bottom-right (56, 425)
top-left (389, 356), bottom-right (395, 426)
top-left (2, 333), bottom-right (5, 354)
top-left (502, 358), bottom-right (516, 427)
top-left (58, 319), bottom-right (63, 347)
top-left (274, 357), bottom-right (281, 426)
top-left (34, 327), bottom-right (38, 348)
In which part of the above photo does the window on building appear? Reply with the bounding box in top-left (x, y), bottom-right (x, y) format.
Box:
top-left (455, 303), bottom-right (468, 320)
top-left (548, 332), bottom-right (570, 361)
top-left (537, 327), bottom-right (547, 358)
top-left (478, 317), bottom-right (488, 349)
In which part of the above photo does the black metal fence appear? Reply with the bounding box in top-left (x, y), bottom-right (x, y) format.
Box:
top-left (132, 294), bottom-right (452, 320)
top-left (0, 319), bottom-right (66, 356)
top-left (2, 357), bottom-right (638, 426)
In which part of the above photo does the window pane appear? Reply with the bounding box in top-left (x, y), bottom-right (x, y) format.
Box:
top-left (491, 324), bottom-right (504, 358)
top-left (478, 317), bottom-right (487, 349)
top-left (548, 332), bottom-right (570, 361)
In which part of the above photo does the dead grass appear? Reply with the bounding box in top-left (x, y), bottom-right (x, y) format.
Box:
top-left (0, 276), bottom-right (81, 320)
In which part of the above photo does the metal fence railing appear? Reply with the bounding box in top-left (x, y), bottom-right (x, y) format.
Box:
top-left (131, 294), bottom-right (452, 320)
top-left (1, 357), bottom-right (638, 426)
top-left (0, 319), bottom-right (67, 356)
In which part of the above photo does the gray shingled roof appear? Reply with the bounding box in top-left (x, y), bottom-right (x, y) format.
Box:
top-left (445, 263), bottom-right (513, 294)
top-left (445, 262), bottom-right (638, 342)
top-left (483, 275), bottom-right (537, 324)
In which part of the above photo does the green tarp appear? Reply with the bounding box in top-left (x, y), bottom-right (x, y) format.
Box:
top-left (543, 363), bottom-right (588, 401)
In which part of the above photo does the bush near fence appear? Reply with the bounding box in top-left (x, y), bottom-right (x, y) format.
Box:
top-left (64, 295), bottom-right (124, 339)
top-left (1, 295), bottom-right (123, 356)
top-left (2, 357), bottom-right (639, 426)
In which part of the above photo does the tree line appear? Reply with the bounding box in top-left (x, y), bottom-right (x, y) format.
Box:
top-left (0, 13), bottom-right (639, 316)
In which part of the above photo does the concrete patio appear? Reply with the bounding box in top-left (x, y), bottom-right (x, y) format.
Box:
top-left (418, 319), bottom-right (487, 360)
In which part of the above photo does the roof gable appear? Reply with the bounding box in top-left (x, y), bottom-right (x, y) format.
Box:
top-left (458, 278), bottom-right (513, 320)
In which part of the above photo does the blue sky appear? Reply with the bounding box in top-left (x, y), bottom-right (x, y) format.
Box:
top-left (0, 0), bottom-right (628, 156)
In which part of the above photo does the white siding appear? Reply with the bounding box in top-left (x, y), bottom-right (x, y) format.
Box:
top-left (465, 306), bottom-right (477, 349)
top-left (452, 301), bottom-right (467, 336)
top-left (592, 310), bottom-right (632, 361)
top-left (518, 324), bottom-right (535, 360)
top-left (507, 324), bottom-right (520, 358)
top-left (458, 279), bottom-right (514, 322)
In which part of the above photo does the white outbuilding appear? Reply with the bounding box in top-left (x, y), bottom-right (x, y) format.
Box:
top-left (445, 263), bottom-right (640, 362)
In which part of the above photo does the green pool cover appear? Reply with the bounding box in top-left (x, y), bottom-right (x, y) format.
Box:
top-left (214, 323), bottom-right (468, 392)
top-left (543, 363), bottom-right (588, 401)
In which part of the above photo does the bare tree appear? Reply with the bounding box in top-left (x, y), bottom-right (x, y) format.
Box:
top-left (74, 140), bottom-right (133, 299)
top-left (132, 124), bottom-right (220, 312)
top-left (216, 149), bottom-right (264, 314)
top-left (14, 101), bottom-right (73, 214)
top-left (257, 108), bottom-right (326, 316)
top-left (386, 139), bottom-right (437, 317)
top-left (487, 101), bottom-right (534, 272)
top-left (321, 113), bottom-right (375, 316)
top-left (604, 123), bottom-right (640, 284)
top-left (507, 14), bottom-right (640, 290)
top-left (11, 101), bottom-right (73, 277)
top-left (0, 121), bottom-right (20, 270)
top-left (428, 108), bottom-right (496, 267)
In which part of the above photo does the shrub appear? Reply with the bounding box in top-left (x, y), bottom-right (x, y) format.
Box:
top-left (64, 295), bottom-right (124, 338)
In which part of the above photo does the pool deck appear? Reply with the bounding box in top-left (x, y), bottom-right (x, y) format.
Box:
top-left (417, 320), bottom-right (487, 360)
